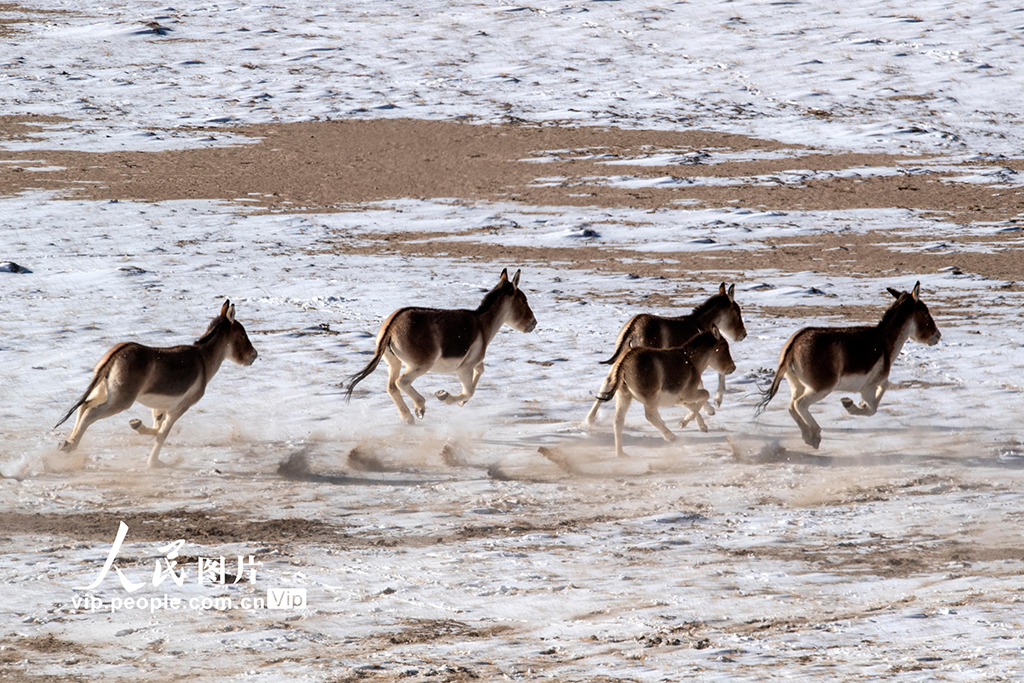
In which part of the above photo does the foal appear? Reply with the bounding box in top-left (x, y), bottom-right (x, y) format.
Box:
top-left (585, 283), bottom-right (746, 425)
top-left (755, 282), bottom-right (940, 448)
top-left (595, 327), bottom-right (736, 458)
top-left (54, 300), bottom-right (258, 468)
top-left (346, 268), bottom-right (537, 424)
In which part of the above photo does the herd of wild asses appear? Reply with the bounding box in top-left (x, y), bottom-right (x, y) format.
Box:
top-left (55, 268), bottom-right (940, 467)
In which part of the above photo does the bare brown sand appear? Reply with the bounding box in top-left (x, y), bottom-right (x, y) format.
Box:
top-left (1, 117), bottom-right (1017, 220)
top-left (2, 117), bottom-right (1021, 283)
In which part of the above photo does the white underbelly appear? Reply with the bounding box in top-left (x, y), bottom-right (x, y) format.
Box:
top-left (834, 359), bottom-right (885, 393)
top-left (137, 393), bottom-right (188, 411)
top-left (138, 379), bottom-right (201, 410)
top-left (429, 356), bottom-right (469, 375)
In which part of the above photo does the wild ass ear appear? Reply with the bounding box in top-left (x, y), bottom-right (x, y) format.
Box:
top-left (886, 287), bottom-right (901, 299)
top-left (226, 303), bottom-right (236, 323)
top-left (220, 299), bottom-right (231, 317)
top-left (511, 269), bottom-right (521, 289)
top-left (499, 268), bottom-right (509, 282)
top-left (911, 281), bottom-right (921, 301)
top-left (710, 324), bottom-right (721, 340)
top-left (719, 282), bottom-right (727, 296)
top-left (727, 283), bottom-right (735, 301)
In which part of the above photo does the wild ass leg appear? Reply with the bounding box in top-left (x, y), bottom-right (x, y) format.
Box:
top-left (612, 392), bottom-right (633, 458)
top-left (793, 388), bottom-right (831, 449)
top-left (383, 350), bottom-right (415, 425)
top-left (694, 380), bottom-right (715, 416)
top-left (397, 365), bottom-right (431, 420)
top-left (785, 374), bottom-right (816, 446)
top-left (714, 372), bottom-right (726, 408)
top-left (59, 385), bottom-right (133, 452)
top-left (129, 409), bottom-right (165, 436)
top-left (680, 384), bottom-right (713, 428)
top-left (679, 389), bottom-right (712, 432)
top-left (643, 403), bottom-right (677, 443)
top-left (147, 406), bottom-right (190, 468)
top-left (841, 380), bottom-right (888, 417)
top-left (436, 363), bottom-right (484, 406)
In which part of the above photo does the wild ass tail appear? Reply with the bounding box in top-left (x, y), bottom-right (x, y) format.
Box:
top-left (595, 354), bottom-right (628, 403)
top-left (754, 337), bottom-right (796, 419)
top-left (53, 355), bottom-right (116, 429)
top-left (600, 316), bottom-right (641, 365)
top-left (345, 311), bottom-right (403, 402)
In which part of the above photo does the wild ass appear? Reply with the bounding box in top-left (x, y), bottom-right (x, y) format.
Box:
top-left (54, 300), bottom-right (258, 468)
top-left (346, 268), bottom-right (537, 424)
top-left (755, 282), bottom-right (940, 448)
top-left (584, 283), bottom-right (746, 426)
top-left (594, 327), bottom-right (736, 458)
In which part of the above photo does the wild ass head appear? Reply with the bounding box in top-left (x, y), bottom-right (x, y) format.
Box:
top-left (713, 283), bottom-right (747, 342)
top-left (689, 325), bottom-right (736, 375)
top-left (886, 282), bottom-right (940, 346)
top-left (706, 325), bottom-right (737, 375)
top-left (200, 300), bottom-right (258, 365)
top-left (499, 268), bottom-right (537, 333)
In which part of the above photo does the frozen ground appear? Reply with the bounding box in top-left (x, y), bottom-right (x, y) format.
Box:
top-left (2, 0), bottom-right (1024, 155)
top-left (3, 194), bottom-right (1024, 681)
top-left (2, 0), bottom-right (1024, 681)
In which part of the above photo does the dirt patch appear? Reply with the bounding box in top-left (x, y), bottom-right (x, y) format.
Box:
top-left (0, 119), bottom-right (1020, 224)
top-left (0, 510), bottom-right (347, 546)
top-left (0, 508), bottom-right (623, 550)
top-left (734, 539), bottom-right (1024, 578)
top-left (3, 117), bottom-right (1021, 282)
top-left (0, 635), bottom-right (89, 683)
top-left (0, 3), bottom-right (44, 38)
top-left (0, 673), bottom-right (85, 683)
top-left (17, 634), bottom-right (87, 656)
top-left (384, 619), bottom-right (512, 645)
top-left (314, 226), bottom-right (1024, 285)
top-left (0, 115), bottom-right (70, 142)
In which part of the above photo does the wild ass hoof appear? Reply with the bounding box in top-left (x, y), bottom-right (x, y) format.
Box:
top-left (434, 389), bottom-right (450, 403)
top-left (803, 432), bottom-right (822, 449)
top-left (714, 396), bottom-right (723, 408)
top-left (840, 397), bottom-right (862, 415)
top-left (704, 403), bottom-right (716, 416)
top-left (57, 440), bottom-right (76, 453)
top-left (662, 432), bottom-right (677, 443)
top-left (698, 423), bottom-right (709, 433)
top-left (414, 405), bottom-right (426, 419)
top-left (148, 456), bottom-right (181, 469)
top-left (129, 418), bottom-right (143, 431)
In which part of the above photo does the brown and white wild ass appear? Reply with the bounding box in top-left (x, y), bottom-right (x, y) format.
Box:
top-left (54, 300), bottom-right (258, 468)
top-left (755, 282), bottom-right (941, 448)
top-left (594, 327), bottom-right (736, 458)
top-left (584, 283), bottom-right (746, 426)
top-left (346, 268), bottom-right (537, 424)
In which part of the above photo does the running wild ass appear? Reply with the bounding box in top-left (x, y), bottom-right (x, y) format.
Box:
top-left (346, 268), bottom-right (537, 424)
top-left (755, 282), bottom-right (940, 448)
top-left (584, 283), bottom-right (746, 426)
top-left (594, 327), bottom-right (736, 458)
top-left (54, 300), bottom-right (258, 467)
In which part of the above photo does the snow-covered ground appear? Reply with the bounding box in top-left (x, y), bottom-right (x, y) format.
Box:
top-left (2, 0), bottom-right (1024, 156)
top-left (3, 194), bottom-right (1024, 680)
top-left (3, 0), bottom-right (1024, 680)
